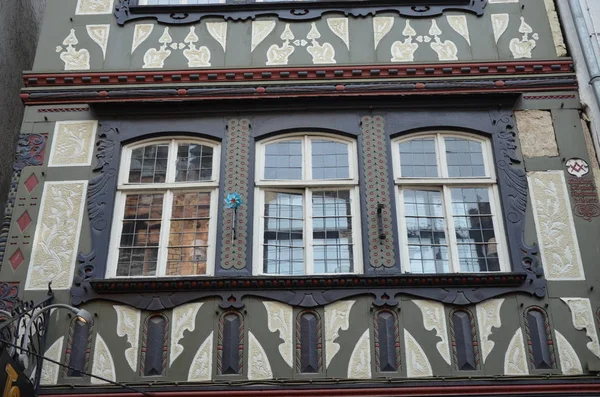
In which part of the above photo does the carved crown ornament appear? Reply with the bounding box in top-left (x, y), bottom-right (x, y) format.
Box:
top-left (115, 0), bottom-right (487, 25)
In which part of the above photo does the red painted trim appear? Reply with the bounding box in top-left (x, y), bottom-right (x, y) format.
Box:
top-left (41, 383), bottom-right (600, 397)
top-left (23, 60), bottom-right (573, 87)
top-left (21, 85), bottom-right (578, 106)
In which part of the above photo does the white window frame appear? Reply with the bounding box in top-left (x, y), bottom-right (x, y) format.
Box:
top-left (253, 133), bottom-right (362, 276)
top-left (107, 137), bottom-right (220, 278)
top-left (392, 131), bottom-right (510, 274)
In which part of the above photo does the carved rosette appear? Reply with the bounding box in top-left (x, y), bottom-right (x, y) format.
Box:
top-left (361, 116), bottom-right (396, 270)
top-left (220, 119), bottom-right (251, 272)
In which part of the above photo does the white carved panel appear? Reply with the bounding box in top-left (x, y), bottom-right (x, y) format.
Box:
top-left (207, 22), bottom-right (228, 51)
top-left (263, 301), bottom-right (293, 368)
top-left (40, 337), bottom-right (64, 385)
top-left (114, 305), bottom-right (141, 371)
top-left (49, 120), bottom-right (98, 167)
top-left (504, 328), bottom-right (529, 375)
top-left (446, 15), bottom-right (471, 46)
top-left (56, 29), bottom-right (90, 71)
top-left (76, 0), bottom-right (115, 15)
top-left (561, 298), bottom-right (600, 359)
top-left (509, 17), bottom-right (539, 59)
top-left (188, 332), bottom-right (213, 381)
top-left (86, 25), bottom-right (110, 60)
top-left (404, 329), bottom-right (433, 377)
top-left (248, 331), bottom-right (273, 380)
top-left (26, 181), bottom-right (88, 290)
top-left (555, 330), bottom-right (583, 375)
top-left (251, 21), bottom-right (276, 52)
top-left (327, 18), bottom-right (350, 50)
top-left (528, 171), bottom-right (585, 280)
top-left (476, 298), bottom-right (504, 363)
top-left (171, 302), bottom-right (203, 366)
top-left (132, 24), bottom-right (154, 54)
top-left (347, 329), bottom-right (371, 379)
top-left (373, 17), bottom-right (394, 50)
top-left (413, 299), bottom-right (450, 365)
top-left (324, 300), bottom-right (355, 368)
top-left (91, 334), bottom-right (117, 384)
top-left (491, 14), bottom-right (510, 44)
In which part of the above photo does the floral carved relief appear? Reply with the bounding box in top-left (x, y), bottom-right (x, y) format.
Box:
top-left (491, 14), bottom-right (510, 44)
top-left (324, 300), bottom-right (355, 368)
top-left (143, 27), bottom-right (174, 68)
top-left (391, 21), bottom-right (419, 62)
top-left (476, 298), bottom-right (504, 363)
top-left (48, 121), bottom-right (98, 167)
top-left (188, 332), bottom-right (213, 381)
top-left (306, 23), bottom-right (336, 64)
top-left (427, 20), bottom-right (458, 61)
top-left (76, 0), bottom-right (114, 15)
top-left (251, 21), bottom-right (276, 52)
top-left (404, 329), bottom-right (433, 377)
top-left (446, 15), bottom-right (471, 46)
top-left (132, 24), bottom-right (154, 54)
top-left (413, 300), bottom-right (450, 365)
top-left (561, 298), bottom-right (600, 359)
top-left (509, 17), bottom-right (539, 59)
top-left (183, 27), bottom-right (211, 67)
top-left (263, 301), bottom-right (293, 368)
top-left (86, 25), bottom-right (110, 60)
top-left (25, 181), bottom-right (88, 290)
top-left (91, 334), bottom-right (117, 384)
top-left (266, 24), bottom-right (296, 66)
top-left (374, 17), bottom-right (394, 50)
top-left (528, 171), bottom-right (585, 280)
top-left (555, 330), bottom-right (583, 375)
top-left (327, 18), bottom-right (349, 50)
top-left (504, 328), bottom-right (528, 375)
top-left (248, 332), bottom-right (273, 380)
top-left (40, 337), bottom-right (64, 385)
top-left (114, 305), bottom-right (141, 371)
top-left (171, 302), bottom-right (203, 366)
top-left (56, 29), bottom-right (90, 71)
top-left (347, 329), bottom-right (371, 379)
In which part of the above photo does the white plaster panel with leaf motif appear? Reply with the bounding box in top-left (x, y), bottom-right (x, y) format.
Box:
top-left (40, 337), bottom-right (64, 385)
top-left (476, 298), bottom-right (504, 363)
top-left (555, 330), bottom-right (583, 375)
top-left (504, 328), bottom-right (529, 375)
top-left (188, 332), bottom-right (213, 381)
top-left (76, 0), bottom-right (114, 15)
top-left (91, 334), bottom-right (117, 384)
top-left (263, 301), bottom-right (293, 368)
top-left (324, 300), bottom-right (355, 368)
top-left (171, 302), bottom-right (203, 366)
top-left (413, 299), bottom-right (450, 365)
top-left (49, 120), bottom-right (98, 167)
top-left (114, 305), bottom-right (141, 371)
top-left (404, 329), bottom-right (433, 377)
top-left (347, 329), bottom-right (371, 379)
top-left (561, 298), bottom-right (600, 359)
top-left (248, 331), bottom-right (273, 380)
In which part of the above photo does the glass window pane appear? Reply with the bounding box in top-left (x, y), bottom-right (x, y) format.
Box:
top-left (175, 143), bottom-right (214, 182)
top-left (398, 138), bottom-right (438, 177)
top-left (451, 187), bottom-right (499, 272)
top-left (264, 140), bottom-right (302, 180)
top-left (312, 190), bottom-right (353, 273)
top-left (129, 144), bottom-right (169, 184)
top-left (445, 138), bottom-right (486, 177)
top-left (117, 194), bottom-right (163, 276)
top-left (312, 140), bottom-right (350, 180)
top-left (166, 192), bottom-right (212, 276)
top-left (403, 189), bottom-right (448, 274)
top-left (263, 191), bottom-right (304, 275)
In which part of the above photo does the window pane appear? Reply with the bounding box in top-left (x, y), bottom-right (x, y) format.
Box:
top-left (451, 188), bottom-right (499, 272)
top-left (312, 190), bottom-right (353, 273)
top-left (312, 140), bottom-right (349, 180)
top-left (167, 192), bottom-right (211, 276)
top-left (176, 144), bottom-right (214, 182)
top-left (117, 194), bottom-right (163, 277)
top-left (129, 144), bottom-right (169, 184)
top-left (398, 138), bottom-right (438, 178)
top-left (403, 189), bottom-right (449, 273)
top-left (263, 191), bottom-right (304, 275)
top-left (445, 138), bottom-right (486, 177)
top-left (264, 140), bottom-right (302, 180)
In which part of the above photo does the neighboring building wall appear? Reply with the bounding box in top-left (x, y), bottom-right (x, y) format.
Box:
top-left (0, 0), bottom-right (47, 219)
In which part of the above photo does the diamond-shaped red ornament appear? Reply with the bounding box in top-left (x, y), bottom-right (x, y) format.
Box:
top-left (16, 211), bottom-right (32, 232)
top-left (24, 174), bottom-right (39, 193)
top-left (9, 250), bottom-right (24, 272)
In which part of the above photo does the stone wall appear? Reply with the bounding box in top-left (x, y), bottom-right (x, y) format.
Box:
top-left (0, 0), bottom-right (47, 220)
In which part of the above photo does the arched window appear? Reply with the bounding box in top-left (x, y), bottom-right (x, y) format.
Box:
top-left (140, 314), bottom-right (169, 376)
top-left (524, 307), bottom-right (555, 370)
top-left (392, 132), bottom-right (509, 273)
top-left (450, 309), bottom-right (479, 371)
top-left (107, 138), bottom-right (220, 277)
top-left (295, 310), bottom-right (323, 374)
top-left (63, 318), bottom-right (92, 378)
top-left (254, 134), bottom-right (361, 275)
top-left (373, 309), bottom-right (400, 373)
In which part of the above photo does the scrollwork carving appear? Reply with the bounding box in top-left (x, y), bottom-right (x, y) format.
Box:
top-left (114, 0), bottom-right (487, 25)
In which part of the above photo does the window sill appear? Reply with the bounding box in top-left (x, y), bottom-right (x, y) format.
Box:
top-left (115, 0), bottom-right (487, 25)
